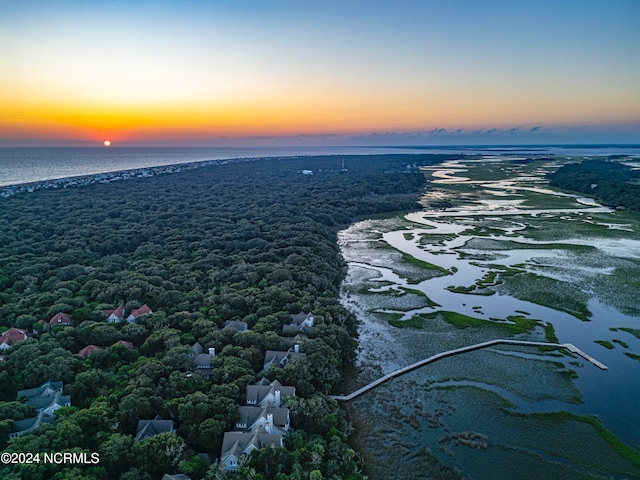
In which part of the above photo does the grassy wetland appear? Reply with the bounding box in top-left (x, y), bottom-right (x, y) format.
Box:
top-left (339, 155), bottom-right (640, 479)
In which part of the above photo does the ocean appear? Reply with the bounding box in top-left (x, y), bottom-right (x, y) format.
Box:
top-left (1, 145), bottom-right (639, 188)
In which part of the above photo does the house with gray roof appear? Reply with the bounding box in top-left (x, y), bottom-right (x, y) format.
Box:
top-left (190, 341), bottom-right (204, 357)
top-left (245, 379), bottom-right (295, 408)
top-left (135, 415), bottom-right (175, 441)
top-left (25, 390), bottom-right (71, 416)
top-left (17, 380), bottom-right (63, 401)
top-left (224, 320), bottom-right (248, 332)
top-left (220, 432), bottom-right (283, 472)
top-left (192, 347), bottom-right (215, 378)
top-left (18, 381), bottom-right (70, 415)
top-left (289, 311), bottom-right (315, 327)
top-left (9, 411), bottom-right (55, 438)
top-left (283, 311), bottom-right (316, 335)
top-left (10, 381), bottom-right (69, 438)
top-left (263, 345), bottom-right (306, 371)
top-left (235, 406), bottom-right (290, 435)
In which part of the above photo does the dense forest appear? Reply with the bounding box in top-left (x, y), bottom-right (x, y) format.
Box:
top-left (547, 159), bottom-right (640, 212)
top-left (0, 154), bottom-right (451, 479)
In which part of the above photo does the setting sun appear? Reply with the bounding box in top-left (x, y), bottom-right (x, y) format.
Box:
top-left (103, 140), bottom-right (111, 147)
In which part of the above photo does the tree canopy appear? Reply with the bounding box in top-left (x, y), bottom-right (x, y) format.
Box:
top-left (0, 154), bottom-right (449, 479)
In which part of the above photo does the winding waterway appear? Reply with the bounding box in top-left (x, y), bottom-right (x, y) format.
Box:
top-left (340, 157), bottom-right (640, 479)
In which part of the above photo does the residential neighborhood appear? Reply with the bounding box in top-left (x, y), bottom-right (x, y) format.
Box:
top-left (10, 381), bottom-right (71, 438)
top-left (1, 306), bottom-right (320, 476)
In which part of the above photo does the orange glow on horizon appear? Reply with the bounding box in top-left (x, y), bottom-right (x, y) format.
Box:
top-left (2, 86), bottom-right (639, 145)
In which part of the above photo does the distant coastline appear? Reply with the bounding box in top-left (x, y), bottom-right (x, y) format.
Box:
top-left (2, 144), bottom-right (639, 199)
top-left (0, 146), bottom-right (427, 189)
top-left (0, 157), bottom-right (238, 199)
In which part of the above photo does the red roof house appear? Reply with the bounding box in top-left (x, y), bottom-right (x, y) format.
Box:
top-left (0, 328), bottom-right (29, 350)
top-left (103, 305), bottom-right (125, 323)
top-left (78, 345), bottom-right (103, 358)
top-left (127, 304), bottom-right (152, 323)
top-left (49, 313), bottom-right (72, 326)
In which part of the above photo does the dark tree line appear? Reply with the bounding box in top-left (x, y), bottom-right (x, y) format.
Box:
top-left (0, 154), bottom-right (449, 479)
top-left (547, 159), bottom-right (640, 212)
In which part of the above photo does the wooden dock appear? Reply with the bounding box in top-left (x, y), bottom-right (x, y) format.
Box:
top-left (330, 339), bottom-right (607, 402)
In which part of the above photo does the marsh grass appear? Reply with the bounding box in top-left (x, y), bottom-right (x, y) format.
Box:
top-left (404, 310), bottom-right (539, 334)
top-left (389, 316), bottom-right (425, 329)
top-left (620, 327), bottom-right (640, 340)
top-left (400, 287), bottom-right (440, 306)
top-left (497, 272), bottom-right (591, 321)
top-left (543, 322), bottom-right (559, 343)
top-left (518, 411), bottom-right (640, 467)
top-left (400, 251), bottom-right (450, 274)
top-left (612, 339), bottom-right (629, 348)
top-left (594, 339), bottom-right (615, 349)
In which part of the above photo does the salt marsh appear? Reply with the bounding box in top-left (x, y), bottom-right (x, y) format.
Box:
top-left (340, 157), bottom-right (640, 479)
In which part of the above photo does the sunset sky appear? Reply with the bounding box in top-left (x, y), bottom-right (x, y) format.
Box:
top-left (1, 0), bottom-right (639, 146)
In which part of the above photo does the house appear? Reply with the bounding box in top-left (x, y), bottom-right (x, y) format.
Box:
top-left (282, 323), bottom-right (314, 336)
top-left (78, 345), bottom-right (103, 358)
top-left (224, 320), bottom-right (248, 332)
top-left (111, 340), bottom-right (137, 351)
top-left (17, 380), bottom-right (64, 401)
top-left (282, 311), bottom-right (316, 335)
top-left (245, 379), bottom-right (295, 408)
top-left (25, 390), bottom-right (71, 416)
top-left (103, 304), bottom-right (125, 323)
top-left (193, 348), bottom-right (216, 378)
top-left (220, 432), bottom-right (283, 472)
top-left (135, 415), bottom-right (175, 441)
top-left (161, 475), bottom-right (191, 480)
top-left (263, 345), bottom-right (306, 371)
top-left (289, 311), bottom-right (315, 328)
top-left (235, 406), bottom-right (290, 435)
top-left (190, 342), bottom-right (204, 357)
top-left (18, 381), bottom-right (70, 415)
top-left (10, 381), bottom-right (70, 438)
top-left (8, 411), bottom-right (55, 438)
top-left (127, 304), bottom-right (152, 323)
top-left (49, 312), bottom-right (72, 326)
top-left (0, 327), bottom-right (28, 350)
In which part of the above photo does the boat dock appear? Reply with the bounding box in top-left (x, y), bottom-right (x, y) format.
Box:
top-left (330, 339), bottom-right (607, 402)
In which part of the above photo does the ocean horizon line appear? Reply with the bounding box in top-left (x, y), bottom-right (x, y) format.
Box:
top-left (2, 144), bottom-right (640, 196)
top-left (2, 142), bottom-right (640, 150)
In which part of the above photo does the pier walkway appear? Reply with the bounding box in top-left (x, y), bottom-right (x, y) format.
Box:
top-left (330, 339), bottom-right (607, 402)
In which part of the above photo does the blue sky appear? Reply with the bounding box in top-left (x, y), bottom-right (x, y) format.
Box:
top-left (1, 0), bottom-right (639, 146)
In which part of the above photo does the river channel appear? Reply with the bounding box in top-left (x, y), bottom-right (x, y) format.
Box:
top-left (339, 157), bottom-right (640, 479)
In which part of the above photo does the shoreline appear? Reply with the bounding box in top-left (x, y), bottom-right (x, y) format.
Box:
top-left (0, 150), bottom-right (430, 198)
top-left (3, 145), bottom-right (639, 199)
top-left (0, 155), bottom-right (293, 198)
